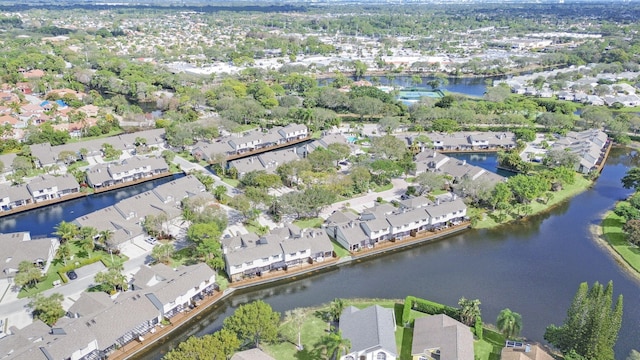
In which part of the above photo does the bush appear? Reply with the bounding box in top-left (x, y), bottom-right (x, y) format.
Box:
top-left (474, 316), bottom-right (484, 340)
top-left (403, 296), bottom-right (460, 325)
top-left (483, 328), bottom-right (506, 347)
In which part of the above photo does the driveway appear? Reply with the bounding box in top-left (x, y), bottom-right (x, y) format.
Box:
top-left (320, 178), bottom-right (410, 218)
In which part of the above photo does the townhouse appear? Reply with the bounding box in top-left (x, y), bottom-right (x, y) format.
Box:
top-left (339, 305), bottom-right (398, 360)
top-left (411, 314), bottom-right (474, 360)
top-left (405, 131), bottom-right (516, 152)
top-left (86, 156), bottom-right (169, 189)
top-left (222, 224), bottom-right (334, 282)
top-left (0, 232), bottom-right (59, 279)
top-left (0, 174), bottom-right (80, 212)
top-left (325, 198), bottom-right (467, 252)
top-left (413, 149), bottom-right (505, 188)
top-left (229, 148), bottom-right (301, 179)
top-left (191, 124), bottom-right (309, 161)
top-left (0, 263), bottom-right (216, 360)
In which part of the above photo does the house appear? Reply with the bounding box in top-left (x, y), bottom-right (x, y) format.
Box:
top-left (229, 148), bottom-right (301, 178)
top-left (86, 156), bottom-right (169, 189)
top-left (0, 232), bottom-right (59, 279)
top-left (501, 341), bottom-right (554, 360)
top-left (411, 314), bottom-right (474, 360)
top-left (339, 305), bottom-right (398, 360)
top-left (231, 348), bottom-right (276, 360)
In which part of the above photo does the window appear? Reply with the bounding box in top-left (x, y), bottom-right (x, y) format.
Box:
top-left (262, 257), bottom-right (269, 262)
top-left (300, 250), bottom-right (307, 254)
top-left (376, 353), bottom-right (387, 360)
top-left (246, 261), bottom-right (253, 266)
top-left (273, 254), bottom-right (280, 259)
top-left (290, 253), bottom-right (296, 257)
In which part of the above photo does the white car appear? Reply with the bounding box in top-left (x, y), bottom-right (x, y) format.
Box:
top-left (145, 237), bottom-right (158, 245)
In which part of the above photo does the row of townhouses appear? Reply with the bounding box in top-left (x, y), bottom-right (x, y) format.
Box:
top-left (325, 197), bottom-right (468, 252)
top-left (85, 156), bottom-right (169, 189)
top-left (0, 174), bottom-right (80, 212)
top-left (403, 131), bottom-right (517, 152)
top-left (28, 128), bottom-right (166, 170)
top-left (73, 175), bottom-right (212, 249)
top-left (0, 232), bottom-right (59, 279)
top-left (222, 224), bottom-right (334, 282)
top-left (191, 123), bottom-right (308, 161)
top-left (552, 129), bottom-right (609, 174)
top-left (0, 263), bottom-right (216, 360)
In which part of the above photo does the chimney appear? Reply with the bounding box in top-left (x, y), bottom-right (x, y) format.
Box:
top-left (462, 160), bottom-right (466, 166)
top-left (452, 193), bottom-right (457, 200)
top-left (436, 198), bottom-right (440, 205)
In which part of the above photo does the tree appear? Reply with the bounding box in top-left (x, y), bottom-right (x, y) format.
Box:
top-left (315, 331), bottom-right (351, 360)
top-left (213, 185), bottom-right (227, 201)
top-left (622, 167), bottom-right (640, 190)
top-left (623, 219), bottom-right (640, 245)
top-left (97, 230), bottom-right (114, 250)
top-left (14, 261), bottom-right (43, 289)
top-left (496, 308), bottom-right (523, 339)
top-left (223, 300), bottom-right (280, 348)
top-left (544, 281), bottom-right (623, 360)
top-left (370, 135), bottom-right (407, 160)
top-left (284, 307), bottom-right (306, 350)
top-left (327, 142), bottom-right (351, 166)
top-left (328, 298), bottom-right (345, 322)
top-left (458, 297), bottom-right (481, 326)
top-left (151, 243), bottom-right (175, 265)
top-left (94, 268), bottom-right (127, 294)
top-left (415, 172), bottom-right (446, 194)
top-left (56, 243), bottom-right (71, 266)
top-left (188, 222), bottom-right (223, 244)
top-left (54, 220), bottom-right (78, 243)
top-left (28, 293), bottom-right (65, 326)
top-left (78, 226), bottom-right (98, 253)
top-left (157, 329), bottom-right (241, 360)
top-left (378, 116), bottom-right (400, 134)
top-left (490, 182), bottom-right (514, 210)
top-left (544, 149), bottom-right (579, 169)
top-left (228, 194), bottom-right (258, 223)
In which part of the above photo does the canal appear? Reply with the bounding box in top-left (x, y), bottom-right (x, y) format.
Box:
top-left (134, 147), bottom-right (640, 359)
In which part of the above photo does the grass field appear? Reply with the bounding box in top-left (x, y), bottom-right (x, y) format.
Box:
top-left (293, 217), bottom-right (324, 229)
top-left (601, 209), bottom-right (640, 273)
top-left (474, 174), bottom-right (592, 229)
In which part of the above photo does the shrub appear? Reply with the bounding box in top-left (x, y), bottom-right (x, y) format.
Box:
top-left (483, 328), bottom-right (506, 347)
top-left (474, 316), bottom-right (484, 340)
top-left (402, 296), bottom-right (460, 325)
top-left (57, 256), bottom-right (102, 282)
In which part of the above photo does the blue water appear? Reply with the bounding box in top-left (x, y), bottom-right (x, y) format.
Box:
top-left (0, 174), bottom-right (183, 237)
top-left (346, 136), bottom-right (357, 143)
top-left (448, 152), bottom-right (516, 177)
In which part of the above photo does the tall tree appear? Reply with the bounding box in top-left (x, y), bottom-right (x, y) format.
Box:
top-left (496, 308), bottom-right (523, 339)
top-left (14, 261), bottom-right (43, 288)
top-left (151, 243), bottom-right (175, 265)
top-left (94, 268), bottom-right (127, 294)
top-left (622, 167), bottom-right (640, 190)
top-left (161, 329), bottom-right (241, 360)
top-left (223, 300), bottom-right (280, 348)
top-left (544, 281), bottom-right (623, 360)
top-left (54, 221), bottom-right (79, 243)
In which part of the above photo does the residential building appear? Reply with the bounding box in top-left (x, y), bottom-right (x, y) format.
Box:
top-left (223, 225), bottom-right (334, 282)
top-left (551, 129), bottom-right (609, 173)
top-left (0, 232), bottom-right (59, 279)
top-left (406, 131), bottom-right (516, 152)
top-left (411, 314), bottom-right (474, 360)
top-left (26, 174), bottom-right (80, 203)
top-left (339, 305), bottom-right (398, 360)
top-left (86, 156), bottom-right (169, 189)
top-left (229, 148), bottom-right (301, 178)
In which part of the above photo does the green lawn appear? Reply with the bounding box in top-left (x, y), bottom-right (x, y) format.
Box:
top-left (331, 239), bottom-right (350, 258)
top-left (601, 210), bottom-right (640, 273)
top-left (293, 217), bottom-right (324, 229)
top-left (475, 174), bottom-right (592, 229)
top-left (231, 124), bottom-right (258, 133)
top-left (374, 183), bottom-right (394, 192)
top-left (222, 178), bottom-right (240, 187)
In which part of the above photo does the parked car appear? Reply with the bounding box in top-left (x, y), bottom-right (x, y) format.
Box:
top-left (66, 270), bottom-right (78, 280)
top-left (145, 237), bottom-right (158, 245)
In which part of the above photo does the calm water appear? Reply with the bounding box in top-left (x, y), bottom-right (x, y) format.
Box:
top-left (320, 75), bottom-right (496, 97)
top-left (448, 152), bottom-right (517, 177)
top-left (0, 174), bottom-right (183, 237)
top-left (135, 147), bottom-right (640, 360)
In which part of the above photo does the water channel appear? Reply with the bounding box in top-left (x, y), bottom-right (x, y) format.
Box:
top-left (132, 147), bottom-right (640, 359)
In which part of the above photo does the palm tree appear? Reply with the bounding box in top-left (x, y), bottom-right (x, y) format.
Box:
top-left (56, 243), bottom-right (71, 266)
top-left (458, 297), bottom-right (482, 326)
top-left (97, 230), bottom-right (113, 250)
top-left (328, 298), bottom-right (346, 323)
top-left (54, 221), bottom-right (79, 243)
top-left (316, 331), bottom-right (351, 360)
top-left (78, 226), bottom-right (98, 253)
top-left (497, 308), bottom-right (523, 339)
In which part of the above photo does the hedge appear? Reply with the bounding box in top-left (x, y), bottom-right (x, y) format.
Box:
top-left (402, 296), bottom-right (460, 325)
top-left (57, 256), bottom-right (103, 283)
top-left (474, 316), bottom-right (484, 340)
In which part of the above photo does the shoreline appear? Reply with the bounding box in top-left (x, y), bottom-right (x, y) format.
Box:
top-left (591, 213), bottom-right (640, 284)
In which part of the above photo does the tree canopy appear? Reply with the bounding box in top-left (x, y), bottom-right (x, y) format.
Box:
top-left (223, 300), bottom-right (281, 348)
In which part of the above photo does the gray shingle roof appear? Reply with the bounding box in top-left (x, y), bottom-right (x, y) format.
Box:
top-left (340, 305), bottom-right (398, 356)
top-left (411, 314), bottom-right (474, 360)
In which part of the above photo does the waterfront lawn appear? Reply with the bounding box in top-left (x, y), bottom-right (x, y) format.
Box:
top-left (222, 177), bottom-right (240, 187)
top-left (474, 174), bottom-right (591, 229)
top-left (293, 217), bottom-right (324, 229)
top-left (602, 210), bottom-right (640, 273)
top-left (331, 239), bottom-right (350, 258)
